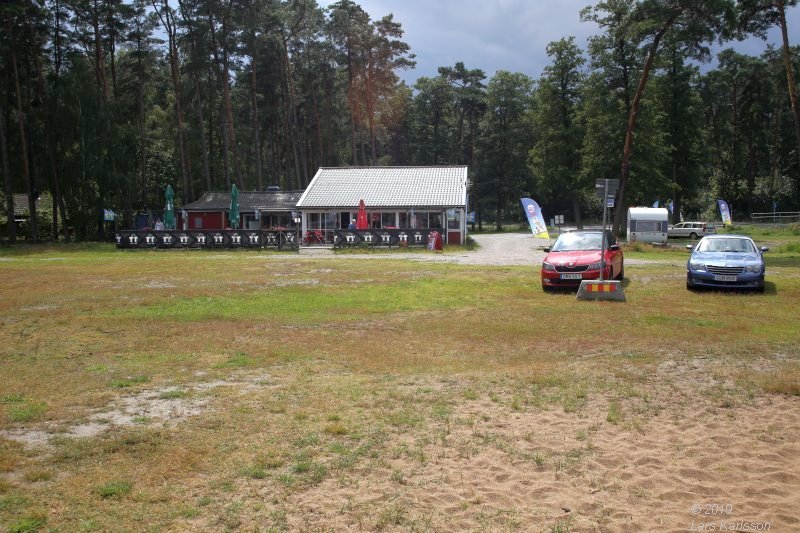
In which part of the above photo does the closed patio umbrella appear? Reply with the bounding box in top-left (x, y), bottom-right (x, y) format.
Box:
top-left (356, 199), bottom-right (369, 229)
top-left (229, 184), bottom-right (240, 229)
top-left (164, 185), bottom-right (176, 229)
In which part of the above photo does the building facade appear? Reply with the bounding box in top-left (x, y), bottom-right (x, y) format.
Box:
top-left (296, 166), bottom-right (469, 245)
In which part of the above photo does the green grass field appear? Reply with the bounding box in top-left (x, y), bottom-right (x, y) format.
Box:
top-left (1, 243), bottom-right (798, 531)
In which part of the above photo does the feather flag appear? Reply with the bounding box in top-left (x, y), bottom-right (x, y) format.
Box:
top-left (718, 199), bottom-right (732, 226)
top-left (520, 198), bottom-right (550, 239)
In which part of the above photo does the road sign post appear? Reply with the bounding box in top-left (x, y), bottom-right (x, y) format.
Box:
top-left (578, 179), bottom-right (625, 302)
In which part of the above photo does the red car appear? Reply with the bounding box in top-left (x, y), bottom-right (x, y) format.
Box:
top-left (541, 230), bottom-right (624, 290)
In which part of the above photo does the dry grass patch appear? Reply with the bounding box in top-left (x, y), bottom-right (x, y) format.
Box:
top-left (1, 246), bottom-right (799, 530)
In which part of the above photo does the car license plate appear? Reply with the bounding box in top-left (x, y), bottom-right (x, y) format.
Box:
top-left (561, 273), bottom-right (582, 280)
top-left (713, 275), bottom-right (737, 282)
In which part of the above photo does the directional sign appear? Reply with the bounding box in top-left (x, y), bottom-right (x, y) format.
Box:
top-left (606, 198), bottom-right (615, 208)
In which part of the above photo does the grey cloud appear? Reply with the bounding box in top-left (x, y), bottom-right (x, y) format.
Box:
top-left (321, 0), bottom-right (800, 84)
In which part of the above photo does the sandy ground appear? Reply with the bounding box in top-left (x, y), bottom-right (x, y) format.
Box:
top-left (3, 237), bottom-right (797, 531)
top-left (239, 237), bottom-right (800, 530)
top-left (9, 368), bottom-right (794, 531)
top-left (283, 385), bottom-right (799, 532)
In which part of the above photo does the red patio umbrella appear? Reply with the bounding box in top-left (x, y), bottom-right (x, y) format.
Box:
top-left (356, 199), bottom-right (369, 229)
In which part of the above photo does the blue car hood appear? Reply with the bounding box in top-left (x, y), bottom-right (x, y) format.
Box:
top-left (693, 251), bottom-right (760, 265)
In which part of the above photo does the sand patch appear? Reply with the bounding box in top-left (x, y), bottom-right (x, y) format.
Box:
top-left (0, 373), bottom-right (279, 448)
top-left (277, 389), bottom-right (799, 531)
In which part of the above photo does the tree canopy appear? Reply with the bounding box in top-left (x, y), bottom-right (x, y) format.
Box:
top-left (1, 0), bottom-right (799, 241)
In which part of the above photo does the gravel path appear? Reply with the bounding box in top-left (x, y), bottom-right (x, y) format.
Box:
top-left (298, 233), bottom-right (547, 266)
top-left (297, 232), bottom-right (664, 267)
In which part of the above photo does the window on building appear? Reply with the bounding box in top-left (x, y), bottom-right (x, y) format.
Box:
top-left (447, 210), bottom-right (461, 230)
top-left (381, 213), bottom-right (395, 228)
top-left (309, 212), bottom-right (335, 229)
top-left (269, 213), bottom-right (290, 229)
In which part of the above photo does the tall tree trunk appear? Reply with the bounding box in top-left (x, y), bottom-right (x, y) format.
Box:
top-left (1, 106), bottom-right (15, 243)
top-left (495, 189), bottom-right (503, 231)
top-left (222, 53), bottom-right (241, 186)
top-left (250, 56), bottom-right (263, 190)
top-left (153, 0), bottom-right (192, 203)
top-left (206, 62), bottom-right (216, 187)
top-left (280, 48), bottom-right (302, 188)
top-left (136, 26), bottom-right (146, 230)
top-left (672, 160), bottom-right (681, 225)
top-left (34, 49), bottom-right (63, 241)
top-left (353, 90), bottom-right (365, 166)
top-left (171, 39), bottom-right (192, 201)
top-left (52, 0), bottom-right (69, 239)
top-left (572, 196), bottom-right (582, 229)
top-left (179, 3), bottom-right (212, 191)
top-left (90, 0), bottom-right (109, 102)
top-left (194, 75), bottom-right (212, 192)
top-left (220, 106), bottom-right (231, 188)
top-left (346, 43), bottom-right (358, 166)
top-left (746, 129), bottom-right (756, 215)
top-left (207, 5), bottom-right (237, 188)
top-left (311, 87), bottom-right (324, 167)
top-left (106, 0), bottom-right (118, 100)
top-left (365, 51), bottom-right (377, 165)
top-left (728, 76), bottom-right (739, 203)
top-left (8, 19), bottom-right (37, 242)
top-left (613, 17), bottom-right (675, 236)
top-left (220, 12), bottom-right (241, 186)
top-left (777, 0), bottom-right (800, 190)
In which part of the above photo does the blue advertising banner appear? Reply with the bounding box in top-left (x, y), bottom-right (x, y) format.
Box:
top-left (520, 198), bottom-right (550, 239)
top-left (718, 199), bottom-right (732, 226)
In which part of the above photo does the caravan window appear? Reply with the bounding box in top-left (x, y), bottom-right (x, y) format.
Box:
top-left (636, 221), bottom-right (661, 232)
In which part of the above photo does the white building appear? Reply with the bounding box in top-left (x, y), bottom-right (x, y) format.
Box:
top-left (296, 166), bottom-right (469, 245)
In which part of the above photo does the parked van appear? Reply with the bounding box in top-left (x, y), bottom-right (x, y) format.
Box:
top-left (627, 207), bottom-right (668, 244)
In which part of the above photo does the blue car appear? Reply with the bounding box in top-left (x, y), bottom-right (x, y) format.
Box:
top-left (686, 235), bottom-right (768, 292)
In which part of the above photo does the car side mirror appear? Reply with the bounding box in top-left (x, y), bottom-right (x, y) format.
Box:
top-left (686, 244), bottom-right (694, 251)
top-left (761, 246), bottom-right (769, 253)
top-left (542, 247), bottom-right (550, 253)
top-left (609, 244), bottom-right (620, 251)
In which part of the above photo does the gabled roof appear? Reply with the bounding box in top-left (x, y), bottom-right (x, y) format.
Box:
top-left (296, 166), bottom-right (468, 209)
top-left (182, 190), bottom-right (303, 211)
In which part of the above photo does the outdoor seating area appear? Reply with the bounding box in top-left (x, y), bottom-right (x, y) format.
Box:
top-left (116, 166), bottom-right (469, 251)
top-left (115, 229), bottom-right (299, 250)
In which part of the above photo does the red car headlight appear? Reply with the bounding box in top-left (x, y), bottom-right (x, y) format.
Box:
top-left (542, 262), bottom-right (556, 271)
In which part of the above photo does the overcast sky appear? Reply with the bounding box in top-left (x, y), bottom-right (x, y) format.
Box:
top-left (319, 0), bottom-right (800, 85)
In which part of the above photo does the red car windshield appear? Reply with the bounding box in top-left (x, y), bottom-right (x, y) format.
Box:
top-left (551, 233), bottom-right (603, 252)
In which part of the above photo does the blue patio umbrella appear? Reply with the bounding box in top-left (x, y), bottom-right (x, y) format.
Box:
top-left (164, 185), bottom-right (176, 230)
top-left (229, 184), bottom-right (240, 229)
